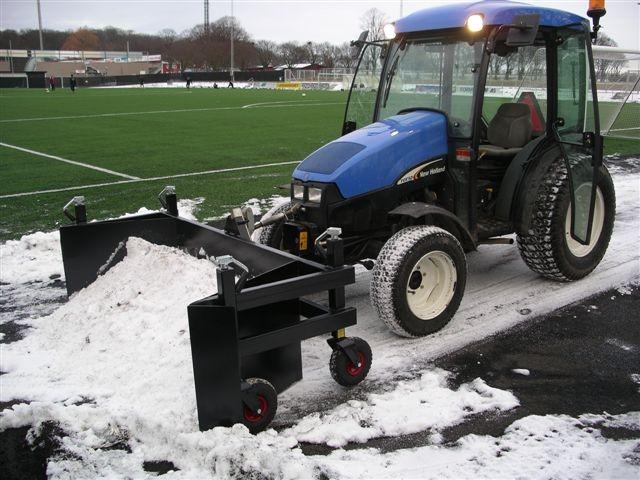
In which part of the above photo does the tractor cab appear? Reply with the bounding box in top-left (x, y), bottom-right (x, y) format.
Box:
top-left (338, 1), bottom-right (604, 246)
top-left (261, 0), bottom-right (615, 338)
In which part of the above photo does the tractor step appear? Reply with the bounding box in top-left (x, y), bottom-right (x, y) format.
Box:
top-left (477, 216), bottom-right (513, 240)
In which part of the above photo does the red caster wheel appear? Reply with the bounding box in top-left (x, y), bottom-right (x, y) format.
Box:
top-left (241, 378), bottom-right (277, 433)
top-left (329, 337), bottom-right (372, 387)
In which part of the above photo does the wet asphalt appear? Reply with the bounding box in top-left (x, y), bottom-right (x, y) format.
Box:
top-left (300, 284), bottom-right (640, 456)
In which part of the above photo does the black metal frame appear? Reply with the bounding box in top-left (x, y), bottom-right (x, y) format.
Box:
top-left (60, 191), bottom-right (361, 431)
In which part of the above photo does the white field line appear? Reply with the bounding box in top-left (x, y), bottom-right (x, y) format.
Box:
top-left (608, 126), bottom-right (640, 132)
top-left (0, 160), bottom-right (300, 199)
top-left (0, 142), bottom-right (139, 180)
top-left (0, 91), bottom-right (195, 100)
top-left (241, 100), bottom-right (335, 109)
top-left (0, 101), bottom-right (344, 123)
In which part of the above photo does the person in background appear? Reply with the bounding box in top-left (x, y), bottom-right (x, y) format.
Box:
top-left (69, 74), bottom-right (77, 93)
top-left (228, 81), bottom-right (234, 88)
top-left (48, 75), bottom-right (56, 91)
top-left (186, 76), bottom-right (192, 89)
top-left (139, 77), bottom-right (145, 88)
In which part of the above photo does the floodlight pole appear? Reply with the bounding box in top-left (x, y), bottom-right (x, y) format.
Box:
top-left (230, 0), bottom-right (235, 82)
top-left (9, 39), bottom-right (14, 73)
top-left (36, 0), bottom-right (44, 50)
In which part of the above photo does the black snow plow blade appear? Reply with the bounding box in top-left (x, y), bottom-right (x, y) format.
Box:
top-left (59, 188), bottom-right (369, 432)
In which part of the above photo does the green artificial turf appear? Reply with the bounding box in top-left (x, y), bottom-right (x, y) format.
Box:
top-left (0, 87), bottom-right (637, 241)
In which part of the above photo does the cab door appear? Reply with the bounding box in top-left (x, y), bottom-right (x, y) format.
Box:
top-left (555, 25), bottom-right (602, 245)
top-left (343, 42), bottom-right (384, 135)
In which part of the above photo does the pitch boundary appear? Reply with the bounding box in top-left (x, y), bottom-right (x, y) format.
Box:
top-left (0, 160), bottom-right (300, 199)
top-left (0, 101), bottom-right (344, 123)
top-left (0, 142), bottom-right (140, 180)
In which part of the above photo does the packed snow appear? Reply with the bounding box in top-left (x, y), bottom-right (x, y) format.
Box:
top-left (317, 413), bottom-right (640, 479)
top-left (285, 370), bottom-right (518, 448)
top-left (1, 159), bottom-right (639, 478)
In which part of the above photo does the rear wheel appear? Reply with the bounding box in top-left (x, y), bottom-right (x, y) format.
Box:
top-left (517, 158), bottom-right (615, 281)
top-left (254, 201), bottom-right (292, 247)
top-left (371, 226), bottom-right (467, 337)
top-left (241, 378), bottom-right (277, 434)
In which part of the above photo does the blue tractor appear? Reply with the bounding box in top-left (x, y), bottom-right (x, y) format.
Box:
top-left (253, 0), bottom-right (615, 337)
top-left (57, 0), bottom-right (614, 432)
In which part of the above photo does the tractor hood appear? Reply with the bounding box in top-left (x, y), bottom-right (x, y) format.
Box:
top-left (293, 110), bottom-right (448, 198)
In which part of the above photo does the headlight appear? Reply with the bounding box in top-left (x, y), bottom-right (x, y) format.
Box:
top-left (307, 187), bottom-right (323, 203)
top-left (293, 184), bottom-right (304, 200)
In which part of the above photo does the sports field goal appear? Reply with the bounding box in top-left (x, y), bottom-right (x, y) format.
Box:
top-left (592, 46), bottom-right (640, 140)
top-left (0, 73), bottom-right (29, 88)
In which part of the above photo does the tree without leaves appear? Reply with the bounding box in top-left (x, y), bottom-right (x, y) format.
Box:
top-left (254, 40), bottom-right (278, 68)
top-left (318, 42), bottom-right (340, 68)
top-left (336, 42), bottom-right (358, 69)
top-left (209, 16), bottom-right (250, 42)
top-left (359, 8), bottom-right (388, 42)
top-left (278, 41), bottom-right (307, 68)
top-left (594, 31), bottom-right (626, 82)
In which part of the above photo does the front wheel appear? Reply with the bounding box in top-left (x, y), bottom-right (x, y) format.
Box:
top-left (371, 226), bottom-right (467, 337)
top-left (241, 378), bottom-right (277, 434)
top-left (517, 159), bottom-right (615, 281)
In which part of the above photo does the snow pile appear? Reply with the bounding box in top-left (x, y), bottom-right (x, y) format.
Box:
top-left (0, 230), bottom-right (63, 284)
top-left (1, 238), bottom-right (217, 432)
top-left (317, 412), bottom-right (640, 479)
top-left (286, 370), bottom-right (519, 447)
top-left (0, 237), bottom-right (322, 478)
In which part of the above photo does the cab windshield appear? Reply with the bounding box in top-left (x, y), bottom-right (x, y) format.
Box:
top-left (378, 37), bottom-right (483, 137)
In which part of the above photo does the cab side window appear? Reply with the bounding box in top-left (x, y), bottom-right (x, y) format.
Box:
top-left (483, 45), bottom-right (547, 136)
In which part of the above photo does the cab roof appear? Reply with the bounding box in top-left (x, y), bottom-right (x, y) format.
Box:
top-left (394, 1), bottom-right (586, 34)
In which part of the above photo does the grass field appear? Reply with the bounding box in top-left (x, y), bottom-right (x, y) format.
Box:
top-left (0, 87), bottom-right (638, 241)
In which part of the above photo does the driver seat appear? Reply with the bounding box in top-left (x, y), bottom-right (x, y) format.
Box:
top-left (480, 103), bottom-right (532, 158)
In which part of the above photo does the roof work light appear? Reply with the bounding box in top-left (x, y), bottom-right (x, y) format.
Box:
top-left (466, 14), bottom-right (484, 33)
top-left (383, 23), bottom-right (396, 40)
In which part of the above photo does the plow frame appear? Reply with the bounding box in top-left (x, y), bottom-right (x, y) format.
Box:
top-left (60, 191), bottom-right (359, 430)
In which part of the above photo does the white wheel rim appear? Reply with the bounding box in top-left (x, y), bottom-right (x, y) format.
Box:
top-left (565, 186), bottom-right (605, 258)
top-left (406, 251), bottom-right (457, 320)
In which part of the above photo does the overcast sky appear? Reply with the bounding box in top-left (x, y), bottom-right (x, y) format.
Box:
top-left (1, 0), bottom-right (639, 49)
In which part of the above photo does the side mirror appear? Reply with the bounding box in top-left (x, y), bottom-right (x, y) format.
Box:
top-left (350, 30), bottom-right (369, 57)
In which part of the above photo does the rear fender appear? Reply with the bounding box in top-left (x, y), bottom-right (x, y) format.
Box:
top-left (511, 142), bottom-right (563, 235)
top-left (389, 203), bottom-right (476, 251)
top-left (494, 135), bottom-right (547, 222)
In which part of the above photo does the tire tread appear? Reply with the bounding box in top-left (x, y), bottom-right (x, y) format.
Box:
top-left (371, 226), bottom-right (464, 337)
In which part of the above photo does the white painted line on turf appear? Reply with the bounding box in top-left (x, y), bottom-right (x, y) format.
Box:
top-left (0, 160), bottom-right (300, 199)
top-left (0, 91), bottom-right (195, 100)
top-left (0, 102), bottom-right (344, 123)
top-left (0, 142), bottom-right (140, 180)
top-left (241, 100), bottom-right (335, 109)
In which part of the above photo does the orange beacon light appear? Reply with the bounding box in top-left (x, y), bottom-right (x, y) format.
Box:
top-left (587, 0), bottom-right (606, 38)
